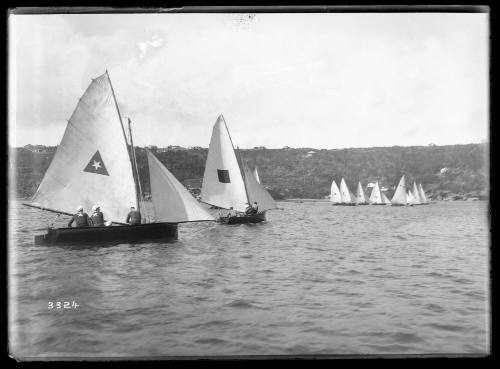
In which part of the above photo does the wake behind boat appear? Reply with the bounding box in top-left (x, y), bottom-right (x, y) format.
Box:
top-left (23, 71), bottom-right (214, 245)
top-left (200, 115), bottom-right (277, 224)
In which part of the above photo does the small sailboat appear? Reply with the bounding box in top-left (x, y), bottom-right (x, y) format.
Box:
top-left (339, 178), bottom-right (356, 206)
top-left (23, 71), bottom-right (214, 245)
top-left (355, 182), bottom-right (368, 205)
top-left (391, 175), bottom-right (407, 206)
top-left (381, 191), bottom-right (392, 205)
top-left (369, 182), bottom-right (385, 205)
top-left (330, 180), bottom-right (342, 205)
top-left (407, 190), bottom-right (417, 206)
top-left (200, 115), bottom-right (277, 224)
top-left (418, 183), bottom-right (429, 205)
top-left (411, 182), bottom-right (422, 205)
top-left (253, 167), bottom-right (261, 184)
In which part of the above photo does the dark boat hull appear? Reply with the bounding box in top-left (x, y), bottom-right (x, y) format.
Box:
top-left (34, 223), bottom-right (178, 245)
top-left (218, 212), bottom-right (266, 224)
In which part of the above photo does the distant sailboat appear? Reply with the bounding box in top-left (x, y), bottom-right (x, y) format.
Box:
top-left (407, 190), bottom-right (417, 206)
top-left (23, 71), bottom-right (214, 245)
top-left (391, 175), bottom-right (407, 206)
top-left (253, 167), bottom-right (261, 184)
top-left (330, 180), bottom-right (342, 205)
top-left (355, 182), bottom-right (368, 205)
top-left (339, 178), bottom-right (356, 206)
top-left (418, 183), bottom-right (429, 205)
top-left (369, 182), bottom-right (385, 205)
top-left (381, 191), bottom-right (392, 205)
top-left (411, 182), bottom-right (422, 205)
top-left (200, 115), bottom-right (277, 224)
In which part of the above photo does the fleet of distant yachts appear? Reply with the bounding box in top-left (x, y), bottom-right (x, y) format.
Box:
top-left (329, 175), bottom-right (429, 206)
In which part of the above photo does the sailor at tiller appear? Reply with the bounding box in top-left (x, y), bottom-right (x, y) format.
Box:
top-left (126, 206), bottom-right (142, 225)
top-left (68, 206), bottom-right (92, 227)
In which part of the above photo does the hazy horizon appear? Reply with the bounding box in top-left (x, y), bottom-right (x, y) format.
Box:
top-left (9, 12), bottom-right (489, 149)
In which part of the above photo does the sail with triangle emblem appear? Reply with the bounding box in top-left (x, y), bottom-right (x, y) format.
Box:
top-left (83, 150), bottom-right (109, 176)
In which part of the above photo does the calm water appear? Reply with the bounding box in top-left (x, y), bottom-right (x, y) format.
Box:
top-left (8, 200), bottom-right (490, 358)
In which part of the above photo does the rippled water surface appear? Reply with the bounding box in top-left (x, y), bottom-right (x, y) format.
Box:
top-left (8, 200), bottom-right (490, 358)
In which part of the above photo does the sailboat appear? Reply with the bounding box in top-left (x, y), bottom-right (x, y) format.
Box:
top-left (381, 191), bottom-right (392, 205)
top-left (339, 178), bottom-right (356, 206)
top-left (253, 167), bottom-right (261, 184)
top-left (407, 190), bottom-right (417, 206)
top-left (411, 182), bottom-right (422, 205)
top-left (330, 180), bottom-right (342, 205)
top-left (355, 181), bottom-right (368, 205)
top-left (368, 182), bottom-right (385, 205)
top-left (23, 71), bottom-right (214, 245)
top-left (418, 183), bottom-right (429, 205)
top-left (200, 115), bottom-right (277, 224)
top-left (391, 175), bottom-right (407, 206)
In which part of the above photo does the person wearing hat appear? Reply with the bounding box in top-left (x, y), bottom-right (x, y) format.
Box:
top-left (126, 206), bottom-right (142, 225)
top-left (90, 205), bottom-right (105, 227)
top-left (68, 206), bottom-right (92, 227)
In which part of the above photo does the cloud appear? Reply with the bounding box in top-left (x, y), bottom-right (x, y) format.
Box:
top-left (138, 35), bottom-right (163, 58)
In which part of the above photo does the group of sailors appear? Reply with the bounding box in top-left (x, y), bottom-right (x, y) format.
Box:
top-left (67, 205), bottom-right (142, 228)
top-left (223, 201), bottom-right (259, 218)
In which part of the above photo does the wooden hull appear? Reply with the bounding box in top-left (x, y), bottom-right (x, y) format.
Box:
top-left (34, 223), bottom-right (178, 245)
top-left (218, 212), bottom-right (266, 224)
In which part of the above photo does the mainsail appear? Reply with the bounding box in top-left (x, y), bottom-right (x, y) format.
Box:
top-left (242, 162), bottom-right (277, 211)
top-left (200, 115), bottom-right (248, 212)
top-left (30, 72), bottom-right (137, 223)
top-left (418, 183), bottom-right (428, 204)
top-left (147, 150), bottom-right (214, 222)
top-left (253, 167), bottom-right (261, 184)
top-left (391, 175), bottom-right (407, 205)
top-left (355, 182), bottom-right (366, 204)
top-left (407, 190), bottom-right (417, 205)
top-left (330, 180), bottom-right (342, 203)
top-left (381, 192), bottom-right (391, 205)
top-left (339, 178), bottom-right (352, 204)
top-left (369, 182), bottom-right (383, 204)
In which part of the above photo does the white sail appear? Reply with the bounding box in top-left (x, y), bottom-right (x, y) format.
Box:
top-left (381, 192), bottom-right (391, 204)
top-left (355, 182), bottom-right (366, 204)
top-left (253, 167), bottom-right (261, 184)
top-left (369, 182), bottom-right (383, 204)
top-left (412, 182), bottom-right (422, 205)
top-left (330, 180), bottom-right (342, 203)
top-left (31, 72), bottom-right (137, 223)
top-left (200, 115), bottom-right (248, 212)
top-left (391, 175), bottom-right (407, 205)
top-left (147, 150), bottom-right (214, 222)
top-left (339, 178), bottom-right (352, 204)
top-left (418, 183), bottom-right (428, 204)
top-left (242, 162), bottom-right (277, 211)
top-left (407, 190), bottom-right (416, 205)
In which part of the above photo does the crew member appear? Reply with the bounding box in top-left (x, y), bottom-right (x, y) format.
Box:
top-left (90, 205), bottom-right (104, 226)
top-left (68, 206), bottom-right (92, 227)
top-left (252, 201), bottom-right (259, 213)
top-left (245, 203), bottom-right (256, 216)
top-left (126, 206), bottom-right (142, 225)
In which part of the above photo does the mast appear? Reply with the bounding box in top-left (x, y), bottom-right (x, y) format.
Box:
top-left (128, 118), bottom-right (143, 215)
top-left (106, 70), bottom-right (139, 211)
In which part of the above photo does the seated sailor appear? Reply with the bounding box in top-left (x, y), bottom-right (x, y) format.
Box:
top-left (126, 206), bottom-right (142, 225)
top-left (68, 206), bottom-right (92, 227)
top-left (90, 204), bottom-right (104, 226)
top-left (252, 201), bottom-right (259, 213)
top-left (245, 202), bottom-right (257, 216)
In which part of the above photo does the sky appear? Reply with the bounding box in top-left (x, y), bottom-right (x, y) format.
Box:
top-left (9, 12), bottom-right (489, 149)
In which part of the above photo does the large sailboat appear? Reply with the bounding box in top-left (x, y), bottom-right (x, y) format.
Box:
top-left (23, 71), bottom-right (214, 245)
top-left (330, 180), bottom-right (342, 205)
top-left (339, 178), bottom-right (356, 206)
top-left (355, 181), bottom-right (368, 205)
top-left (391, 175), bottom-right (408, 206)
top-left (200, 115), bottom-right (277, 224)
top-left (368, 182), bottom-right (385, 205)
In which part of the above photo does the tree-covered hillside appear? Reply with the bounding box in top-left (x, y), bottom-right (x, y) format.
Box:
top-left (11, 143), bottom-right (488, 200)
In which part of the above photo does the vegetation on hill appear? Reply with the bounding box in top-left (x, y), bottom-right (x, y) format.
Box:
top-left (11, 143), bottom-right (488, 200)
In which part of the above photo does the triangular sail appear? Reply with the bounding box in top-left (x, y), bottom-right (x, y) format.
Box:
top-left (369, 182), bottom-right (383, 204)
top-left (391, 175), bottom-right (407, 205)
top-left (381, 192), bottom-right (391, 204)
top-left (147, 150), bottom-right (214, 222)
top-left (339, 178), bottom-right (352, 203)
top-left (407, 190), bottom-right (416, 205)
top-left (201, 115), bottom-right (248, 212)
top-left (355, 182), bottom-right (366, 204)
top-left (242, 162), bottom-right (277, 211)
top-left (31, 72), bottom-right (137, 223)
top-left (330, 180), bottom-right (341, 203)
top-left (418, 183), bottom-right (428, 204)
top-left (253, 167), bottom-right (261, 184)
